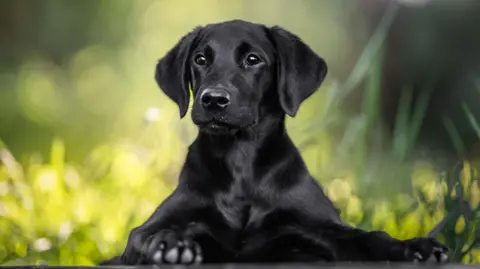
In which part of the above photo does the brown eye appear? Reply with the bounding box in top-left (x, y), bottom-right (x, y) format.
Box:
top-left (194, 54), bottom-right (207, 66)
top-left (245, 54), bottom-right (262, 66)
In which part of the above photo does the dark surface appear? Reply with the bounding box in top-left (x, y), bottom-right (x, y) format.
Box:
top-left (1, 263), bottom-right (478, 269)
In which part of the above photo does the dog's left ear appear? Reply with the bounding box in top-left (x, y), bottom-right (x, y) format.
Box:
top-left (155, 27), bottom-right (203, 118)
top-left (268, 26), bottom-right (328, 117)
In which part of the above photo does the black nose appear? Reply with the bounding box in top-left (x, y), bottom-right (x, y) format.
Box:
top-left (200, 88), bottom-right (231, 110)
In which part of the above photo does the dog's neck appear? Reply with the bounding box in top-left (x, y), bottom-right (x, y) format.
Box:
top-left (187, 113), bottom-right (300, 189)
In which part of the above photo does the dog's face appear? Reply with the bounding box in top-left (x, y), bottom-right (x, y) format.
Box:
top-left (188, 23), bottom-right (277, 134)
top-left (155, 20), bottom-right (327, 135)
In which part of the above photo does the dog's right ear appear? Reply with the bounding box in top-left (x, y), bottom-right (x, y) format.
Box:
top-left (155, 27), bottom-right (203, 118)
top-left (267, 26), bottom-right (328, 117)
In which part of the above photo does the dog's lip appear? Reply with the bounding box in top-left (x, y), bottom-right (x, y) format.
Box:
top-left (199, 120), bottom-right (235, 130)
top-left (197, 120), bottom-right (239, 135)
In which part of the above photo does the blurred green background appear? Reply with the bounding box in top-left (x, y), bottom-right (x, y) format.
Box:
top-left (1, 0), bottom-right (480, 265)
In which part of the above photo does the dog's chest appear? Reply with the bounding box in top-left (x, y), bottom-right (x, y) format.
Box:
top-left (216, 180), bottom-right (254, 230)
top-left (225, 141), bottom-right (254, 183)
top-left (214, 140), bottom-right (274, 246)
top-left (217, 142), bottom-right (259, 226)
top-left (215, 181), bottom-right (274, 254)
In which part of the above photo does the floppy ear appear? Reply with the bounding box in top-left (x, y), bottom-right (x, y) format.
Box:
top-left (268, 26), bottom-right (328, 117)
top-left (155, 27), bottom-right (202, 118)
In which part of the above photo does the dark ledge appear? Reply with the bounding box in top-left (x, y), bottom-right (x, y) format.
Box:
top-left (1, 263), bottom-right (476, 269)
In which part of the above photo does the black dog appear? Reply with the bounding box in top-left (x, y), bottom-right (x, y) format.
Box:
top-left (104, 20), bottom-right (449, 265)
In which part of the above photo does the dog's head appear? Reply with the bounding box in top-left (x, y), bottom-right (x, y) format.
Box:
top-left (155, 20), bottom-right (327, 135)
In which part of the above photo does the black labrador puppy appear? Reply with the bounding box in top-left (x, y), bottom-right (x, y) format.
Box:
top-left (104, 20), bottom-right (449, 265)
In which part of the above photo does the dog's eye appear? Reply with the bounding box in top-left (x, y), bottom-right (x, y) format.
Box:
top-left (245, 54), bottom-right (262, 66)
top-left (194, 54), bottom-right (207, 66)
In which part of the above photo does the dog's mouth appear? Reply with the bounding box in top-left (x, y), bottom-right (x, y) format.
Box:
top-left (199, 120), bottom-right (238, 135)
top-left (197, 119), bottom-right (257, 136)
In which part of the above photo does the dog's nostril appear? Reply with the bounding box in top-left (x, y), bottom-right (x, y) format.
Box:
top-left (217, 96), bottom-right (230, 106)
top-left (202, 95), bottom-right (212, 105)
top-left (201, 89), bottom-right (231, 109)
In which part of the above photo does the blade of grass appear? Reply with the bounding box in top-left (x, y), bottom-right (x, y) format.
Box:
top-left (361, 51), bottom-right (383, 122)
top-left (463, 103), bottom-right (480, 140)
top-left (340, 1), bottom-right (399, 98)
top-left (444, 116), bottom-right (467, 159)
top-left (333, 115), bottom-right (368, 164)
top-left (407, 83), bottom-right (435, 151)
top-left (392, 84), bottom-right (413, 161)
top-left (308, 0), bottom-right (399, 133)
top-left (321, 81), bottom-right (340, 118)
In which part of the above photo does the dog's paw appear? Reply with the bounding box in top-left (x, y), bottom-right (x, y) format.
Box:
top-left (142, 229), bottom-right (202, 265)
top-left (403, 237), bottom-right (448, 263)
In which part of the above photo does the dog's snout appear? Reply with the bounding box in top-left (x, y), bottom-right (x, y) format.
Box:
top-left (200, 88), bottom-right (231, 110)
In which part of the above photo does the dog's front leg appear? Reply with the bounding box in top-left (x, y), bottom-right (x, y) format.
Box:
top-left (120, 191), bottom-right (207, 265)
top-left (321, 223), bottom-right (449, 263)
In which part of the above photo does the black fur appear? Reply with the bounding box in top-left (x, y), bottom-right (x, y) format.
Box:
top-left (102, 20), bottom-right (448, 265)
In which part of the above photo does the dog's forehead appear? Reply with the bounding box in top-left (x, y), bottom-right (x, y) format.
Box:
top-left (198, 21), bottom-right (272, 52)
